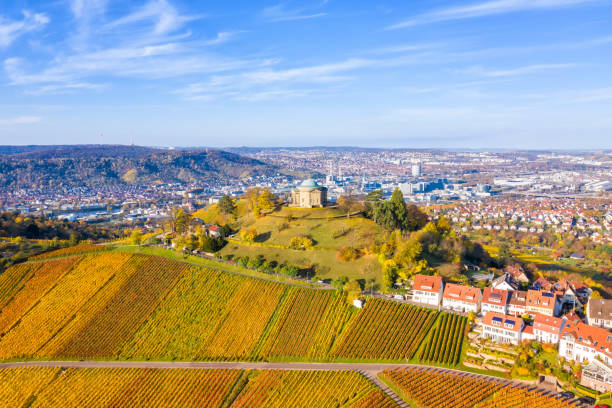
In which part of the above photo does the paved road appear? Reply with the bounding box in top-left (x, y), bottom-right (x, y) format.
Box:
top-left (2, 361), bottom-right (578, 408)
top-left (0, 360), bottom-right (414, 373)
top-left (1, 360), bottom-right (416, 407)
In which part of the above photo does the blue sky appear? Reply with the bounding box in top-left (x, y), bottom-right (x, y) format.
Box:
top-left (0, 0), bottom-right (611, 149)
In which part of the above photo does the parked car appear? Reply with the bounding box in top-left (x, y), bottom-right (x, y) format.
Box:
top-left (578, 396), bottom-right (595, 405)
top-left (393, 294), bottom-right (404, 300)
top-left (594, 404), bottom-right (609, 408)
top-left (560, 391), bottom-right (574, 399)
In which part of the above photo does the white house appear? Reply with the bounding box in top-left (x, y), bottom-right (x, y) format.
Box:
top-left (526, 290), bottom-right (561, 317)
top-left (442, 283), bottom-right (481, 314)
top-left (559, 321), bottom-right (612, 366)
top-left (481, 287), bottom-right (509, 316)
top-left (533, 313), bottom-right (566, 345)
top-left (491, 273), bottom-right (519, 291)
top-left (482, 312), bottom-right (524, 345)
top-left (412, 274), bottom-right (444, 307)
top-left (586, 298), bottom-right (612, 329)
top-left (508, 290), bottom-right (528, 317)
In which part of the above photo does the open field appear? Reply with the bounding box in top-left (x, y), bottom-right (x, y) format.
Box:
top-left (215, 206), bottom-right (385, 283)
top-left (0, 250), bottom-right (464, 364)
top-left (0, 366), bottom-right (396, 408)
top-left (239, 207), bottom-right (381, 250)
top-left (219, 242), bottom-right (382, 283)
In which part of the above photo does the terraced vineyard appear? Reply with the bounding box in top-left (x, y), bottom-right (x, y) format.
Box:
top-left (0, 250), bottom-right (464, 363)
top-left (380, 367), bottom-right (575, 408)
top-left (418, 313), bottom-right (467, 366)
top-left (0, 367), bottom-right (397, 408)
top-left (332, 297), bottom-right (437, 361)
top-left (32, 243), bottom-right (111, 260)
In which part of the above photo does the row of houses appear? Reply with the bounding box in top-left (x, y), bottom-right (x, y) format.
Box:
top-left (412, 272), bottom-right (612, 393)
top-left (412, 273), bottom-right (578, 318)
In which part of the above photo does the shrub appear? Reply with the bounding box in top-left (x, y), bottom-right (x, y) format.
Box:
top-left (236, 256), bottom-right (249, 267)
top-left (289, 236), bottom-right (314, 250)
top-left (280, 265), bottom-right (300, 277)
top-left (332, 276), bottom-right (350, 291)
top-left (240, 228), bottom-right (257, 243)
top-left (337, 246), bottom-right (359, 262)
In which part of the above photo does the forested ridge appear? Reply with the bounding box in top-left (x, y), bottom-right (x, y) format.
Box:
top-left (0, 145), bottom-right (277, 188)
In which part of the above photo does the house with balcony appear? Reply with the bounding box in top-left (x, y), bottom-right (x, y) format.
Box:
top-left (533, 313), bottom-right (567, 345)
top-left (481, 312), bottom-right (524, 345)
top-left (526, 290), bottom-right (561, 317)
top-left (412, 274), bottom-right (444, 307)
top-left (508, 290), bottom-right (528, 317)
top-left (559, 321), bottom-right (612, 366)
top-left (481, 287), bottom-right (509, 316)
top-left (442, 283), bottom-right (481, 314)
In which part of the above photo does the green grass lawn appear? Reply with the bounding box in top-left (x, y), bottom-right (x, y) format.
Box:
top-left (218, 242), bottom-right (382, 285)
top-left (238, 207), bottom-right (382, 251)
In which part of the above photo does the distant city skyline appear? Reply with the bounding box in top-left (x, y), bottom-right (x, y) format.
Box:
top-left (1, 0), bottom-right (611, 148)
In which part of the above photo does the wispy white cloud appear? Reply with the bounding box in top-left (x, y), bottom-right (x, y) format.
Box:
top-left (387, 0), bottom-right (598, 29)
top-left (202, 31), bottom-right (244, 46)
top-left (261, 1), bottom-right (329, 22)
top-left (0, 116), bottom-right (41, 125)
top-left (4, 1), bottom-right (245, 94)
top-left (106, 0), bottom-right (200, 35)
top-left (71, 0), bottom-right (108, 19)
top-left (69, 0), bottom-right (108, 50)
top-left (174, 58), bottom-right (371, 101)
top-left (459, 63), bottom-right (580, 77)
top-left (368, 43), bottom-right (442, 54)
top-left (0, 11), bottom-right (49, 48)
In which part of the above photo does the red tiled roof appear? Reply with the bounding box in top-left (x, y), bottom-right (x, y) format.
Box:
top-left (533, 313), bottom-right (565, 335)
top-left (526, 290), bottom-right (556, 311)
top-left (413, 274), bottom-right (443, 293)
top-left (482, 287), bottom-right (509, 306)
top-left (443, 283), bottom-right (481, 304)
top-left (561, 321), bottom-right (612, 358)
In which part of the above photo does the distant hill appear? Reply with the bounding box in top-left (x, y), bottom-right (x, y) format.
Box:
top-left (0, 145), bottom-right (277, 188)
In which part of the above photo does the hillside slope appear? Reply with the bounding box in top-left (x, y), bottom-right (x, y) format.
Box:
top-left (0, 250), bottom-right (462, 363)
top-left (0, 145), bottom-right (276, 188)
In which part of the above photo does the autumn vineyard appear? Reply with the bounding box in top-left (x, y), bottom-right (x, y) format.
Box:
top-left (0, 250), bottom-right (465, 362)
top-left (379, 367), bottom-right (577, 408)
top-left (0, 248), bottom-right (581, 407)
top-left (0, 367), bottom-right (397, 408)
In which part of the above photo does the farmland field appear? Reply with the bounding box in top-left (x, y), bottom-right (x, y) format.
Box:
top-left (332, 298), bottom-right (437, 361)
top-left (0, 367), bottom-right (397, 408)
top-left (380, 367), bottom-right (575, 408)
top-left (0, 250), bottom-right (466, 364)
top-left (418, 313), bottom-right (467, 366)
